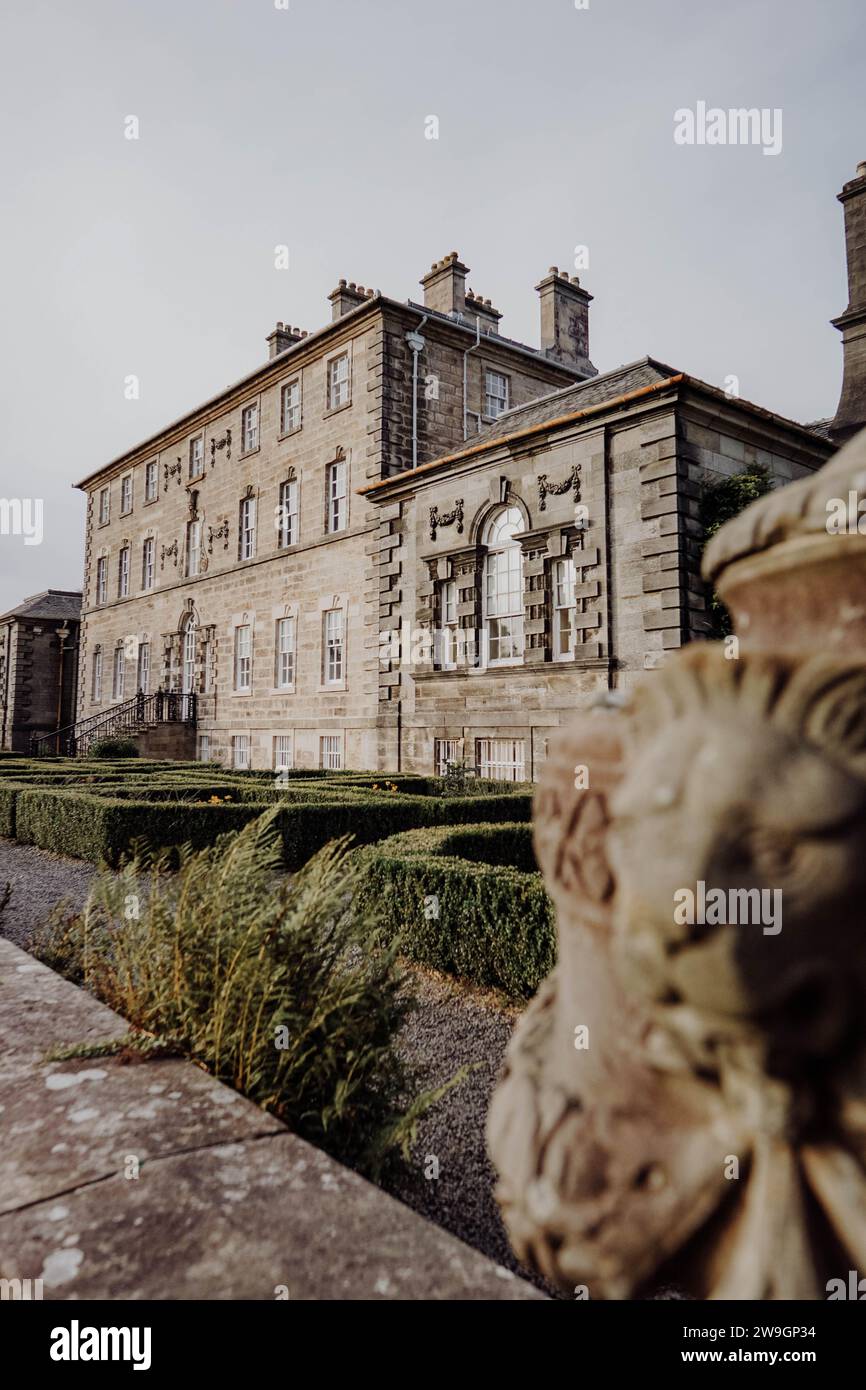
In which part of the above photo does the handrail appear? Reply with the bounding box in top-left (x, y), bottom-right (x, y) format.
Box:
top-left (30, 689), bottom-right (197, 757)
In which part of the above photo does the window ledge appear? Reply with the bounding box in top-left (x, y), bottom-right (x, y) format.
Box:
top-left (413, 659), bottom-right (613, 681)
top-left (323, 400), bottom-right (352, 420)
top-left (278, 424), bottom-right (303, 441)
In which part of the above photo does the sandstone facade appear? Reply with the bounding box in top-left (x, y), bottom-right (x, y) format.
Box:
top-left (75, 260), bottom-right (590, 771)
top-left (0, 590), bottom-right (80, 752)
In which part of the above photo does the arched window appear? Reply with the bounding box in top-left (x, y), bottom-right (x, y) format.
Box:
top-left (182, 613), bottom-right (197, 696)
top-left (482, 505), bottom-right (524, 665)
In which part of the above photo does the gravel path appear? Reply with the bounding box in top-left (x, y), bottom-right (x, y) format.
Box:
top-left (384, 963), bottom-right (529, 1277)
top-left (0, 835), bottom-right (543, 1287)
top-left (0, 838), bottom-right (97, 946)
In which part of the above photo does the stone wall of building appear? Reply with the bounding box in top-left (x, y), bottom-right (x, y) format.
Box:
top-left (367, 382), bottom-right (832, 779)
top-left (0, 613), bottom-right (79, 752)
top-left (76, 295), bottom-right (581, 771)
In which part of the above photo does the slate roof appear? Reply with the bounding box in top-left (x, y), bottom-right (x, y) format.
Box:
top-left (0, 589), bottom-right (82, 625)
top-left (467, 357), bottom-right (680, 447)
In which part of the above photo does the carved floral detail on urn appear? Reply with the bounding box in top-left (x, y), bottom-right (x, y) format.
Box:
top-left (488, 424), bottom-right (866, 1299)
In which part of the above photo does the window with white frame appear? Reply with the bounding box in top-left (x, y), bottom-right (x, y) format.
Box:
top-left (273, 734), bottom-right (293, 772)
top-left (189, 435), bottom-right (204, 478)
top-left (142, 536), bottom-right (155, 590)
top-left (322, 608), bottom-right (344, 685)
top-left (96, 557), bottom-right (107, 605)
top-left (476, 738), bottom-right (526, 782)
top-left (234, 624), bottom-right (252, 691)
top-left (438, 579), bottom-right (458, 669)
top-left (553, 556), bottom-right (577, 659)
top-left (186, 520), bottom-right (201, 577)
top-left (319, 734), bottom-right (342, 770)
top-left (484, 370), bottom-right (510, 419)
top-left (144, 460), bottom-right (158, 502)
top-left (232, 734), bottom-right (250, 770)
top-left (241, 402), bottom-right (259, 452)
top-left (281, 379), bottom-right (301, 433)
top-left (120, 475), bottom-right (133, 514)
top-left (137, 641), bottom-right (150, 694)
top-left (92, 647), bottom-right (103, 702)
top-left (198, 733), bottom-right (211, 762)
top-left (182, 615), bottom-right (196, 695)
top-left (278, 477), bottom-right (298, 547)
top-left (326, 459), bottom-right (347, 533)
top-left (483, 506), bottom-right (524, 665)
top-left (118, 546), bottom-right (130, 598)
top-left (98, 487), bottom-right (110, 524)
top-left (112, 645), bottom-right (125, 701)
top-left (275, 617), bottom-right (295, 688)
top-left (239, 495), bottom-right (257, 560)
top-left (327, 353), bottom-right (350, 410)
top-left (435, 738), bottom-right (461, 776)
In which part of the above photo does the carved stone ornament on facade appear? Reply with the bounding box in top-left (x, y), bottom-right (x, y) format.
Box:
top-left (207, 520), bottom-right (230, 554)
top-left (164, 458), bottom-right (183, 489)
top-left (537, 464), bottom-right (581, 511)
top-left (160, 539), bottom-right (178, 571)
top-left (429, 499), bottom-right (464, 542)
top-left (488, 422), bottom-right (866, 1300)
top-left (210, 429), bottom-right (232, 466)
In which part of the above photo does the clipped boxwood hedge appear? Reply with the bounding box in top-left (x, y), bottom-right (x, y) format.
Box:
top-left (355, 823), bottom-right (554, 999)
top-left (6, 769), bottom-right (533, 869)
top-left (14, 789), bottom-right (262, 865)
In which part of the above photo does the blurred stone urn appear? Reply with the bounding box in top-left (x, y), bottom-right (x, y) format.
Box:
top-left (488, 423), bottom-right (866, 1299)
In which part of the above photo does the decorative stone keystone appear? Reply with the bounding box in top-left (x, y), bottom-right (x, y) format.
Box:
top-left (489, 424), bottom-right (866, 1299)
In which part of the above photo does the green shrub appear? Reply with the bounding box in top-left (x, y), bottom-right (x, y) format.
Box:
top-left (15, 789), bottom-right (261, 865)
top-left (30, 810), bottom-right (455, 1172)
top-left (355, 823), bottom-right (554, 999)
top-left (0, 781), bottom-right (22, 837)
top-left (88, 737), bottom-right (141, 759)
top-left (275, 791), bottom-right (532, 869)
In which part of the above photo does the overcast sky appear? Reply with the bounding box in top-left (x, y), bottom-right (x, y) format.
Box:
top-left (0, 0), bottom-right (862, 614)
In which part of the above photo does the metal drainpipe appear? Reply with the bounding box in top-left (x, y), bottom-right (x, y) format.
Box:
top-left (405, 313), bottom-right (428, 471)
top-left (0, 620), bottom-right (11, 749)
top-left (463, 316), bottom-right (482, 440)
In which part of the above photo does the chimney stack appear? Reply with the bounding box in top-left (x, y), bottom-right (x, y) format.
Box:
top-left (465, 289), bottom-right (502, 336)
top-left (421, 252), bottom-right (468, 316)
top-left (328, 280), bottom-right (373, 320)
top-left (535, 267), bottom-right (596, 377)
top-left (266, 322), bottom-right (305, 359)
top-left (831, 161), bottom-right (866, 445)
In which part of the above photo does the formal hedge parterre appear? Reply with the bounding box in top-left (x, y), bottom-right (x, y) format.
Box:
top-left (354, 823), bottom-right (554, 999)
top-left (0, 757), bottom-right (534, 868)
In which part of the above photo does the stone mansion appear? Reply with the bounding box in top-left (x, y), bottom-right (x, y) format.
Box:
top-left (74, 166), bottom-right (865, 775)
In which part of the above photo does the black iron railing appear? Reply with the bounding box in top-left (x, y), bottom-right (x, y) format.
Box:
top-left (30, 689), bottom-right (197, 757)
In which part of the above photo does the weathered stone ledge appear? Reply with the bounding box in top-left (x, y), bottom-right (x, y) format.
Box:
top-left (0, 939), bottom-right (542, 1300)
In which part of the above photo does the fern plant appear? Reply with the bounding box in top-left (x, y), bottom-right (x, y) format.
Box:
top-left (32, 809), bottom-right (458, 1173)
